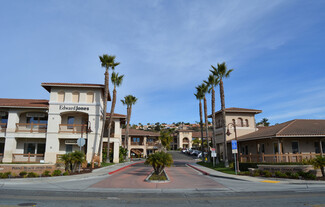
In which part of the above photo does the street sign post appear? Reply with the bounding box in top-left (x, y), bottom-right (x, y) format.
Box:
top-left (77, 138), bottom-right (86, 151)
top-left (231, 140), bottom-right (238, 175)
top-left (211, 148), bottom-right (216, 158)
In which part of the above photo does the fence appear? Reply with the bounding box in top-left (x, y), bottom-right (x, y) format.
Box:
top-left (12, 153), bottom-right (44, 163)
top-left (240, 152), bottom-right (321, 163)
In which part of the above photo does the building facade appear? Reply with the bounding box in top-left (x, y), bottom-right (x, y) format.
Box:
top-left (0, 83), bottom-right (125, 164)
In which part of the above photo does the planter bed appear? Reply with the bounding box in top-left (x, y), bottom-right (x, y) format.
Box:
top-left (145, 170), bottom-right (170, 183)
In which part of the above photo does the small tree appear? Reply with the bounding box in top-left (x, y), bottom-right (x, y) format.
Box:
top-left (144, 151), bottom-right (173, 175)
top-left (312, 155), bottom-right (325, 177)
top-left (119, 146), bottom-right (128, 163)
top-left (159, 130), bottom-right (173, 151)
top-left (60, 151), bottom-right (86, 173)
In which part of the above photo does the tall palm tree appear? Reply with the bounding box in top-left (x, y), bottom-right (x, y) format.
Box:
top-left (121, 95), bottom-right (138, 155)
top-left (205, 74), bottom-right (219, 166)
top-left (195, 85), bottom-right (205, 162)
top-left (199, 83), bottom-right (210, 160)
top-left (211, 62), bottom-right (233, 167)
top-left (97, 54), bottom-right (120, 158)
top-left (105, 72), bottom-right (124, 163)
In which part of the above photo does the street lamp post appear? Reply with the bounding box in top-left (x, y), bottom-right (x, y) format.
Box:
top-left (226, 122), bottom-right (240, 173)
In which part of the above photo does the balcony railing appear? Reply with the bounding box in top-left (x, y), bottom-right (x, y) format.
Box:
top-left (0, 123), bottom-right (7, 132)
top-left (240, 152), bottom-right (321, 163)
top-left (131, 142), bottom-right (143, 146)
top-left (146, 142), bottom-right (159, 146)
top-left (12, 153), bottom-right (44, 163)
top-left (59, 124), bottom-right (87, 134)
top-left (16, 123), bottom-right (47, 133)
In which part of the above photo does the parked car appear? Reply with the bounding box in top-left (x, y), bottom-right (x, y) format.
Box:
top-left (181, 148), bottom-right (188, 153)
top-left (197, 152), bottom-right (207, 158)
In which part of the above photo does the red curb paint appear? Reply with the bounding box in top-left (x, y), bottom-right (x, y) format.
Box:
top-left (187, 164), bottom-right (209, 175)
top-left (108, 161), bottom-right (144, 175)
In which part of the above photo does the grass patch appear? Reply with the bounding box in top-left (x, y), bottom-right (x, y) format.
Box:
top-left (149, 172), bottom-right (167, 181)
top-left (101, 162), bottom-right (115, 167)
top-left (197, 162), bottom-right (236, 175)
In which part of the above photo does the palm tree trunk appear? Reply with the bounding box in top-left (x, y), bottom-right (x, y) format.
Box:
top-left (199, 100), bottom-right (204, 162)
top-left (219, 79), bottom-right (228, 167)
top-left (203, 96), bottom-right (210, 161)
top-left (125, 106), bottom-right (131, 155)
top-left (211, 87), bottom-right (217, 165)
top-left (106, 87), bottom-right (117, 163)
top-left (97, 69), bottom-right (109, 160)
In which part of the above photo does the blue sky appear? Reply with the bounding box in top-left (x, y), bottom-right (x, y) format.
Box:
top-left (1, 0), bottom-right (325, 125)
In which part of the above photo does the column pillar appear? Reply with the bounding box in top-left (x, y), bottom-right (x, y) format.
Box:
top-left (113, 141), bottom-right (119, 163)
top-left (2, 137), bottom-right (16, 163)
top-left (320, 139), bottom-right (323, 157)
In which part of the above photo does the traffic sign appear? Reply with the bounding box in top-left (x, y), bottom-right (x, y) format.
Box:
top-left (231, 140), bottom-right (237, 150)
top-left (77, 138), bottom-right (86, 147)
top-left (211, 151), bottom-right (217, 157)
top-left (232, 140), bottom-right (237, 154)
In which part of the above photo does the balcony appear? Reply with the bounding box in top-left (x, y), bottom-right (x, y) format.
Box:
top-left (146, 142), bottom-right (159, 146)
top-left (12, 153), bottom-right (44, 163)
top-left (59, 124), bottom-right (87, 134)
top-left (0, 123), bottom-right (7, 132)
top-left (16, 123), bottom-right (47, 133)
top-left (131, 142), bottom-right (144, 146)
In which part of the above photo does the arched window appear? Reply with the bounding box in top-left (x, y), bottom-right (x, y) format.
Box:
top-left (86, 92), bottom-right (94, 103)
top-left (58, 91), bottom-right (65, 102)
top-left (237, 118), bottom-right (243, 127)
top-left (72, 91), bottom-right (80, 103)
top-left (245, 119), bottom-right (249, 127)
top-left (232, 119), bottom-right (236, 125)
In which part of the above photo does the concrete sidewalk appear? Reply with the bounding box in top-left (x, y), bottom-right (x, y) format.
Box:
top-left (187, 163), bottom-right (325, 185)
top-left (0, 160), bottom-right (144, 184)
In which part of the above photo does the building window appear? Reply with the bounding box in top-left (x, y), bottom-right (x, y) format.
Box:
top-left (132, 137), bottom-right (140, 143)
top-left (257, 143), bottom-right (265, 154)
top-left (67, 116), bottom-right (75, 129)
top-left (237, 118), bottom-right (243, 127)
top-left (24, 143), bottom-right (36, 154)
top-left (87, 92), bottom-right (94, 103)
top-left (273, 143), bottom-right (279, 154)
top-left (292, 141), bottom-right (299, 154)
top-left (58, 91), bottom-right (65, 102)
top-left (23, 143), bottom-right (45, 154)
top-left (0, 143), bottom-right (4, 154)
top-left (245, 119), bottom-right (249, 127)
top-left (72, 92), bottom-right (80, 103)
top-left (315, 142), bottom-right (325, 153)
top-left (66, 145), bottom-right (73, 153)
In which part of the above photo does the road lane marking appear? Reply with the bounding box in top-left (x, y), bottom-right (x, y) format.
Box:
top-left (261, 180), bottom-right (280, 183)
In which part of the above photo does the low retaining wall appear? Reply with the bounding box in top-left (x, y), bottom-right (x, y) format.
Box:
top-left (0, 164), bottom-right (59, 174)
top-left (257, 165), bottom-right (322, 177)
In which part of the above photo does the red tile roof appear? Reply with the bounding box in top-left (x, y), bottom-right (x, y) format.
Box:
top-left (122, 129), bottom-right (160, 137)
top-left (0, 98), bottom-right (49, 108)
top-left (192, 131), bottom-right (213, 138)
top-left (209, 107), bottom-right (262, 117)
top-left (237, 119), bottom-right (325, 141)
top-left (106, 113), bottom-right (126, 118)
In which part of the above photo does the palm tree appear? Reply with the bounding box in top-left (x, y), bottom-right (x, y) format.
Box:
top-left (205, 74), bottom-right (219, 166)
top-left (105, 72), bottom-right (124, 163)
top-left (211, 62), bottom-right (233, 167)
top-left (194, 85), bottom-right (205, 162)
top-left (257, 118), bottom-right (270, 126)
top-left (199, 83), bottom-right (210, 160)
top-left (121, 95), bottom-right (138, 155)
top-left (97, 54), bottom-right (120, 160)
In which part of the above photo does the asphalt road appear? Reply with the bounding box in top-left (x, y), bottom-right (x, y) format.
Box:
top-left (0, 152), bottom-right (325, 206)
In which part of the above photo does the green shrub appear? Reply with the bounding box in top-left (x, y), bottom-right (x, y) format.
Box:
top-left (274, 171), bottom-right (287, 178)
top-left (229, 162), bottom-right (234, 170)
top-left (262, 170), bottom-right (272, 177)
top-left (19, 171), bottom-right (28, 177)
top-left (42, 170), bottom-right (51, 177)
top-left (63, 171), bottom-right (69, 176)
top-left (1, 172), bottom-right (11, 178)
top-left (252, 170), bottom-right (260, 177)
top-left (240, 171), bottom-right (250, 175)
top-left (52, 169), bottom-right (62, 176)
top-left (0, 173), bottom-right (3, 178)
top-left (297, 171), bottom-right (316, 180)
top-left (239, 163), bottom-right (258, 172)
top-left (290, 173), bottom-right (299, 179)
top-left (27, 172), bottom-right (38, 178)
top-left (311, 156), bottom-right (325, 177)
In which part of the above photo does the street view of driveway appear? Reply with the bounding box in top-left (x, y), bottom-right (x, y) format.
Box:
top-left (1, 151), bottom-right (325, 207)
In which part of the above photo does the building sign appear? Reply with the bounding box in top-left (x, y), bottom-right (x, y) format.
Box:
top-left (65, 140), bottom-right (78, 145)
top-left (59, 105), bottom-right (89, 111)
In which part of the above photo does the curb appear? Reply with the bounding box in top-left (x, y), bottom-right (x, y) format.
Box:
top-left (187, 164), bottom-right (246, 181)
top-left (108, 161), bottom-right (144, 175)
